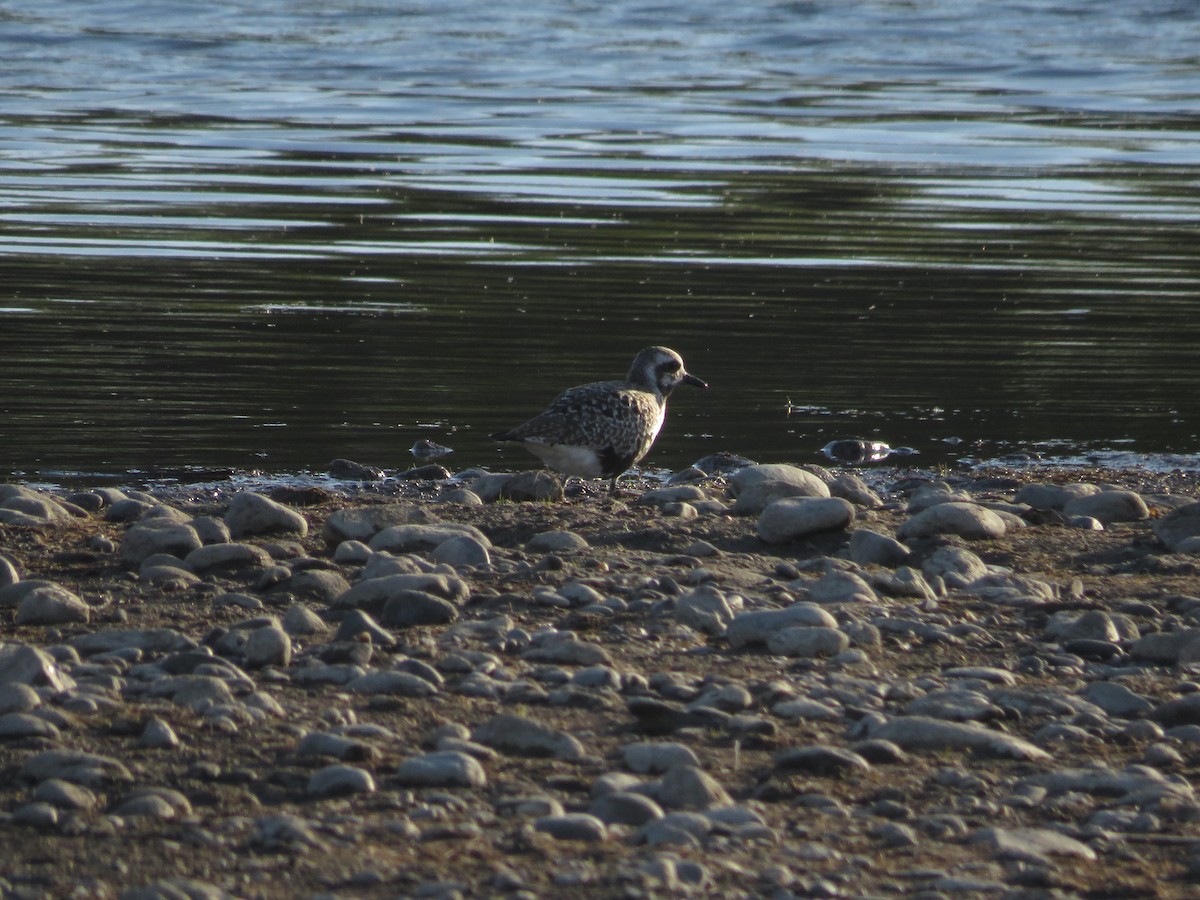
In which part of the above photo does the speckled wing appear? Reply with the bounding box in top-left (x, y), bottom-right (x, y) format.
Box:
top-left (496, 381), bottom-right (665, 473)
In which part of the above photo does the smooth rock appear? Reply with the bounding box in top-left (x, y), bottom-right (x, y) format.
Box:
top-left (727, 603), bottom-right (837, 649)
top-left (921, 545), bottom-right (989, 588)
top-left (333, 573), bottom-right (469, 611)
top-left (0, 643), bottom-right (75, 691)
top-left (728, 464), bottom-right (830, 499)
top-left (368, 522), bottom-right (490, 554)
top-left (527, 530), bottom-right (589, 553)
top-left (120, 522), bottom-right (203, 566)
top-left (766, 626), bottom-right (850, 658)
top-left (380, 590), bottom-right (459, 627)
top-left (20, 749), bottom-right (134, 787)
top-left (242, 625), bottom-right (292, 668)
top-left (757, 497), bottom-right (855, 543)
top-left (846, 529), bottom-right (910, 567)
top-left (307, 764), bottom-right (376, 797)
top-left (1015, 482), bottom-right (1101, 510)
top-left (0, 554), bottom-right (19, 586)
top-left (322, 504), bottom-right (431, 544)
top-left (897, 502), bottom-right (1006, 541)
top-left (807, 570), bottom-right (877, 604)
top-left (396, 750), bottom-right (487, 788)
top-left (590, 790), bottom-right (664, 825)
top-left (431, 534), bottom-right (491, 568)
top-left (347, 670), bottom-right (438, 698)
top-left (533, 813), bottom-right (607, 841)
top-left (623, 741), bottom-right (700, 774)
top-left (868, 716), bottom-right (1050, 761)
top-left (16, 585), bottom-right (90, 626)
top-left (184, 542), bottom-right (273, 572)
top-left (1152, 502), bottom-right (1200, 551)
top-left (225, 492), bottom-right (308, 539)
top-left (657, 764), bottom-right (732, 810)
top-left (472, 713), bottom-right (585, 759)
top-left (972, 826), bottom-right (1096, 862)
top-left (774, 745), bottom-right (871, 776)
top-left (1062, 490), bottom-right (1148, 524)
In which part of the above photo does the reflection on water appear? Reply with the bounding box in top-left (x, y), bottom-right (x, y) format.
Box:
top-left (1, 0), bottom-right (1199, 483)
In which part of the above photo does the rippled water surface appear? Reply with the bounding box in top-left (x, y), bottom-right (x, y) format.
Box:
top-left (2, 1), bottom-right (1199, 483)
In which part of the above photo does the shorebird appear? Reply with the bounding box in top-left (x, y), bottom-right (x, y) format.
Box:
top-left (491, 346), bottom-right (707, 493)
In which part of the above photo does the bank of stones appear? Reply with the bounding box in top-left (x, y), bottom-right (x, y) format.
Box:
top-left (0, 467), bottom-right (1199, 897)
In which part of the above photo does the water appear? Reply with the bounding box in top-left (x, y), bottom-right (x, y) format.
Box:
top-left (2, 0), bottom-right (1199, 485)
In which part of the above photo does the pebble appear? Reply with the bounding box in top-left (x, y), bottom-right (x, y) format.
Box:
top-left (225, 491), bottom-right (308, 538)
top-left (306, 764), bottom-right (376, 797)
top-left (396, 750), bottom-right (487, 788)
top-left (756, 496), bottom-right (855, 543)
top-left (15, 585), bottom-right (91, 626)
top-left (897, 501), bottom-right (1007, 541)
top-left (1061, 489), bottom-right (1149, 524)
top-left (6, 470), bottom-right (1200, 895)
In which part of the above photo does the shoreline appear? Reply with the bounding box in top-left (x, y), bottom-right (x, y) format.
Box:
top-left (2, 463), bottom-right (1200, 897)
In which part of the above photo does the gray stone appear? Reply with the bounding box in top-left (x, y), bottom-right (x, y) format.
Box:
top-left (757, 497), bottom-right (854, 543)
top-left (396, 750), bottom-right (486, 788)
top-left (522, 636), bottom-right (612, 667)
top-left (307, 764), bottom-right (376, 797)
top-left (727, 603), bottom-right (837, 649)
top-left (380, 590), bottom-right (459, 627)
top-left (242, 625), bottom-right (292, 668)
top-left (224, 492), bottom-right (308, 538)
top-left (675, 585), bottom-right (738, 636)
top-left (282, 604), bottom-right (327, 636)
top-left (527, 530), bottom-right (589, 553)
top-left (184, 542), bottom-right (273, 572)
top-left (500, 470), bottom-right (564, 502)
top-left (431, 534), bottom-right (491, 568)
top-left (333, 573), bottom-right (469, 611)
top-left (827, 472), bottom-right (883, 508)
top-left (774, 745), bottom-right (871, 776)
top-left (34, 779), bottom-right (97, 811)
top-left (807, 570), bottom-right (877, 604)
top-left (139, 717), bottom-right (181, 749)
top-left (868, 716), bottom-right (1050, 761)
top-left (1062, 489), bottom-right (1148, 524)
top-left (16, 585), bottom-right (90, 626)
top-left (120, 522), bottom-right (203, 566)
top-left (846, 529), bottom-right (910, 567)
top-left (897, 502), bottom-right (1006, 541)
top-left (732, 479), bottom-right (829, 516)
top-left (113, 787), bottom-right (193, 820)
top-left (20, 749), bottom-right (134, 787)
top-left (322, 504), bottom-right (431, 544)
top-left (965, 572), bottom-right (1055, 605)
top-left (637, 811), bottom-right (713, 846)
top-left (773, 697), bottom-right (842, 721)
top-left (1149, 694), bottom-right (1200, 728)
top-left (0, 682), bottom-right (40, 714)
top-left (472, 713), bottom-right (585, 759)
top-left (1130, 629), bottom-right (1200, 663)
top-left (347, 670), bottom-right (438, 698)
top-left (1153, 502), bottom-right (1200, 551)
top-left (0, 712), bottom-right (60, 740)
top-left (274, 568), bottom-right (351, 601)
top-left (590, 790), bottom-right (664, 825)
top-left (1015, 482), bottom-right (1101, 510)
top-left (0, 643), bottom-right (76, 691)
top-left (623, 741), bottom-right (701, 774)
top-left (971, 826), bottom-right (1096, 862)
top-left (0, 553), bottom-right (19, 587)
top-left (903, 689), bottom-right (999, 722)
top-left (728, 464), bottom-right (830, 499)
top-left (368, 522), bottom-right (490, 554)
top-left (657, 765), bottom-right (732, 810)
top-left (533, 813), bottom-right (607, 841)
top-left (921, 545), bottom-right (989, 588)
top-left (1080, 681), bottom-right (1152, 720)
top-left (1048, 609), bottom-right (1121, 643)
top-left (766, 626), bottom-right (850, 658)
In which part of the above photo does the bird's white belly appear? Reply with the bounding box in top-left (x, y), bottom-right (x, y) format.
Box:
top-left (523, 441), bottom-right (605, 477)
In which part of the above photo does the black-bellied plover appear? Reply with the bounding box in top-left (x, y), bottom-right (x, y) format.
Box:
top-left (491, 346), bottom-right (707, 493)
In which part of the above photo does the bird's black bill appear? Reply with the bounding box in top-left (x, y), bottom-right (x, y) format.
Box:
top-left (683, 373), bottom-right (708, 389)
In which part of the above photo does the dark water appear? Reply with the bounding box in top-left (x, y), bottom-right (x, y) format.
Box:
top-left (2, 1), bottom-right (1199, 484)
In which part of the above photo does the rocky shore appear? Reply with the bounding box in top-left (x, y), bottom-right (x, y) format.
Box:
top-left (3, 461), bottom-right (1200, 899)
